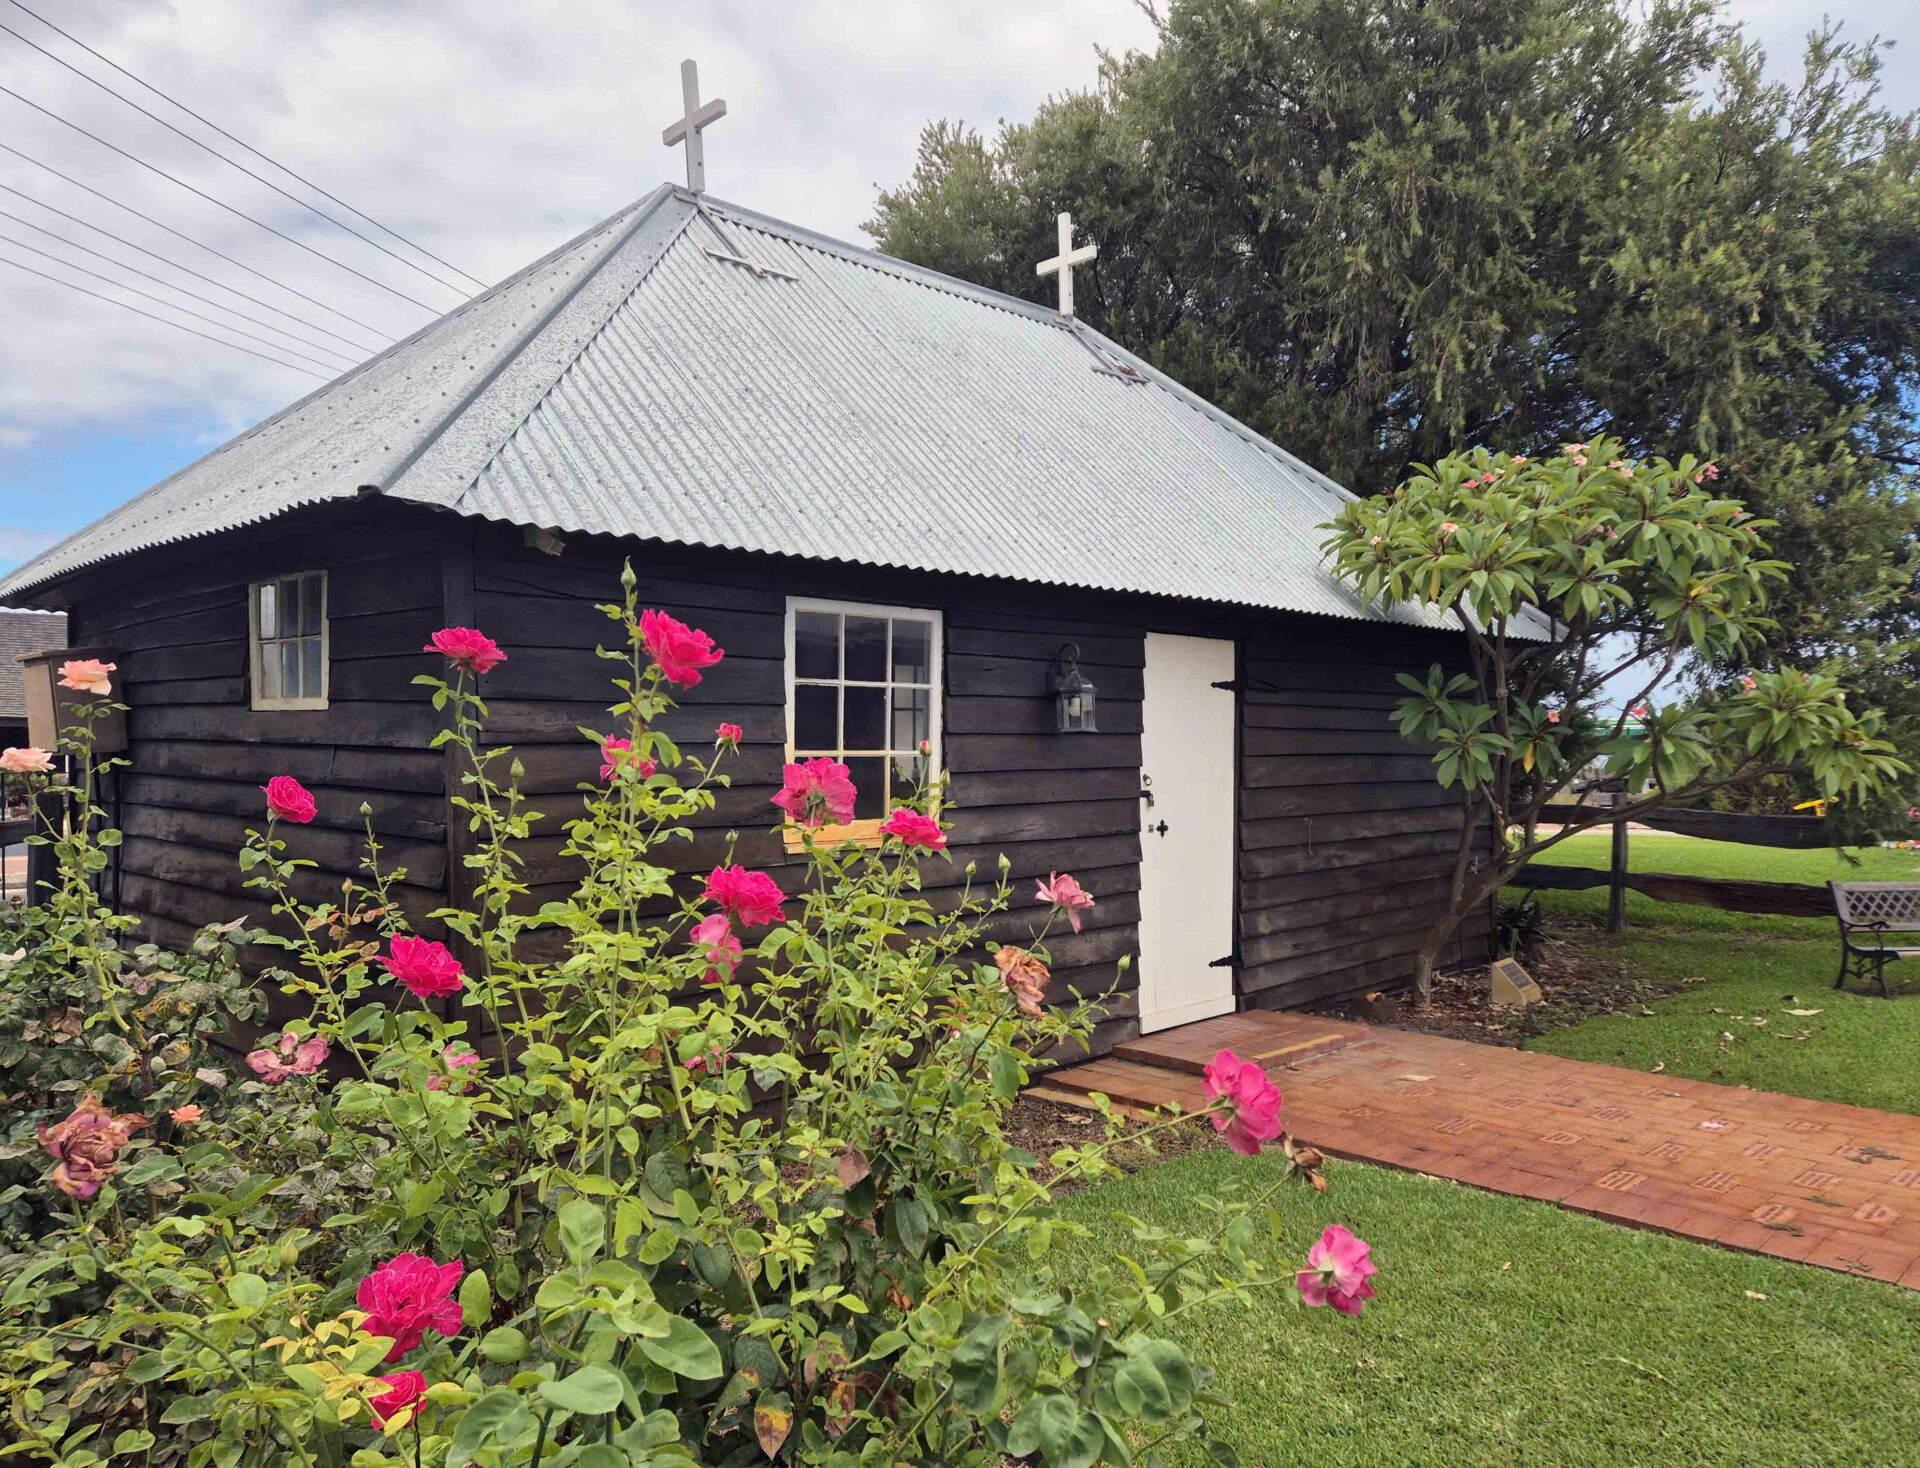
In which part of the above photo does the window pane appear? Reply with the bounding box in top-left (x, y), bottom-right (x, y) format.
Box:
top-left (891, 753), bottom-right (922, 801)
top-left (794, 684), bottom-right (837, 750)
top-left (844, 685), bottom-right (885, 750)
top-left (280, 643), bottom-right (301, 699)
top-left (795, 611), bottom-right (839, 680)
top-left (891, 688), bottom-right (929, 751)
top-left (301, 637), bottom-right (323, 697)
top-left (844, 616), bottom-right (887, 681)
top-left (257, 582), bottom-right (277, 640)
top-left (891, 618), bottom-right (931, 684)
top-left (845, 756), bottom-right (886, 820)
top-left (260, 641), bottom-right (282, 700)
top-left (298, 576), bottom-right (322, 636)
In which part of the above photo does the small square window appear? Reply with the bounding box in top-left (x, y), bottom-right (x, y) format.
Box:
top-left (251, 571), bottom-right (328, 710)
top-left (787, 598), bottom-right (942, 844)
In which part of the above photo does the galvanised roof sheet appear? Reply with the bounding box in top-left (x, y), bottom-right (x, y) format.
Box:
top-left (2, 185), bottom-right (1454, 633)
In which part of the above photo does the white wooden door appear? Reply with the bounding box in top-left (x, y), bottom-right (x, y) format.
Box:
top-left (1136, 633), bottom-right (1237, 1032)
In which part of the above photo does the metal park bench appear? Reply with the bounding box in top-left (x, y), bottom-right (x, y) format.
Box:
top-left (1830, 882), bottom-right (1920, 998)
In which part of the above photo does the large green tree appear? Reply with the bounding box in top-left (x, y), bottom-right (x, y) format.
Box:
top-left (872, 0), bottom-right (1920, 791)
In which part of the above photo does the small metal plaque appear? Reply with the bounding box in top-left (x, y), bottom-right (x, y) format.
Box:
top-left (1489, 957), bottom-right (1542, 1010)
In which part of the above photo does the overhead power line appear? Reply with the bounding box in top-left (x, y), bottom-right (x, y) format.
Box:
top-left (0, 83), bottom-right (446, 313)
top-left (0, 214), bottom-right (358, 368)
top-left (0, 20), bottom-right (472, 298)
top-left (0, 251), bottom-right (328, 378)
top-left (0, 142), bottom-right (392, 341)
top-left (3, 0), bottom-right (489, 292)
top-left (0, 181), bottom-right (384, 353)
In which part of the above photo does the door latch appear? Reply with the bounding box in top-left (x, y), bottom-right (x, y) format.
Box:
top-left (1148, 820), bottom-right (1169, 837)
top-left (1139, 775), bottom-right (1154, 807)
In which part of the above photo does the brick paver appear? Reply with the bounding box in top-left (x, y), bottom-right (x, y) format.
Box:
top-left (1043, 1010), bottom-right (1920, 1286)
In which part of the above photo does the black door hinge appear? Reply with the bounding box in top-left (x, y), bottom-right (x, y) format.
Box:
top-left (1208, 952), bottom-right (1240, 969)
top-left (1210, 678), bottom-right (1239, 692)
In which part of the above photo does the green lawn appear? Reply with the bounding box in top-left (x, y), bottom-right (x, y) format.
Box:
top-left (1519, 834), bottom-right (1920, 1113)
top-left (1058, 1148), bottom-right (1920, 1467)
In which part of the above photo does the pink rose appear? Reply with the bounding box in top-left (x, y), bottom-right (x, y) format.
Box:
top-left (703, 866), bottom-right (786, 926)
top-left (368, 1370), bottom-right (427, 1427)
top-left (995, 946), bottom-right (1049, 1018)
top-left (771, 757), bottom-right (857, 828)
top-left (246, 1030), bottom-right (329, 1084)
top-left (880, 807), bottom-right (946, 851)
top-left (1297, 1224), bottom-right (1377, 1316)
top-left (691, 909), bottom-right (741, 978)
top-left (715, 722), bottom-right (743, 747)
top-left (638, 609), bottom-right (724, 687)
top-left (57, 658), bottom-right (115, 695)
top-left (691, 913), bottom-right (742, 985)
top-left (0, 747), bottom-right (53, 775)
top-left (1201, 1049), bottom-right (1282, 1157)
top-left (599, 737), bottom-right (657, 783)
top-left (355, 1254), bottom-right (464, 1361)
top-left (684, 1047), bottom-right (731, 1073)
top-left (38, 1093), bottom-right (146, 1199)
top-left (1035, 872), bottom-right (1095, 934)
top-left (261, 775), bottom-right (316, 824)
top-left (169, 1104), bottom-right (203, 1125)
top-left (427, 1046), bottom-right (481, 1092)
top-left (423, 627), bottom-right (506, 675)
top-left (379, 935), bottom-right (465, 999)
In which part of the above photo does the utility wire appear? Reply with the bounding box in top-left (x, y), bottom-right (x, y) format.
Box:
top-left (0, 214), bottom-right (358, 367)
top-left (0, 20), bottom-right (472, 298)
top-left (0, 181), bottom-right (383, 353)
top-left (0, 230), bottom-right (349, 372)
top-left (3, 0), bottom-right (490, 292)
top-left (0, 83), bottom-right (445, 313)
top-left (0, 142), bottom-right (392, 340)
top-left (0, 252), bottom-right (328, 378)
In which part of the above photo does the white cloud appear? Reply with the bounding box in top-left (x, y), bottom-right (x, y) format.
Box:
top-left (0, 427), bottom-right (33, 449)
top-left (0, 0), bottom-right (1907, 449)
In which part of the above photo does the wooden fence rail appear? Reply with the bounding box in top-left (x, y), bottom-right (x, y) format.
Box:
top-left (1508, 862), bottom-right (1833, 918)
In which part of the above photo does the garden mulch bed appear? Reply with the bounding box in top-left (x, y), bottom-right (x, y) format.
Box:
top-left (1322, 921), bottom-right (1678, 1048)
top-left (1005, 1091), bottom-right (1218, 1192)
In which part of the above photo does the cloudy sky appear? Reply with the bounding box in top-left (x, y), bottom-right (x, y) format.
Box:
top-left (0, 0), bottom-right (1912, 577)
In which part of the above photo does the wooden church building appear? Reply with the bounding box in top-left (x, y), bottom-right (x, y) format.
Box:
top-left (1, 96), bottom-right (1488, 1054)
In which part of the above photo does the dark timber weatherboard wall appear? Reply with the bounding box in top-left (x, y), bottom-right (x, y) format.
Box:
top-left (53, 499), bottom-right (1488, 1055)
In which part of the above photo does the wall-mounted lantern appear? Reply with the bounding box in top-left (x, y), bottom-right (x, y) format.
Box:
top-left (22, 645), bottom-right (126, 755)
top-left (1048, 643), bottom-right (1098, 734)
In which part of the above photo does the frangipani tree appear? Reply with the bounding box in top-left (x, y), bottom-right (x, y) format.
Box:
top-left (1323, 436), bottom-right (1906, 1003)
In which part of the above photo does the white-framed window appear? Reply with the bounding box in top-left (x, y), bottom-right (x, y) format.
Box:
top-left (249, 571), bottom-right (329, 710)
top-left (785, 597), bottom-right (942, 841)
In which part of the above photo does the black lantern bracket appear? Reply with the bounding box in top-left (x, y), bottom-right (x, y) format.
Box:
top-left (1048, 642), bottom-right (1099, 734)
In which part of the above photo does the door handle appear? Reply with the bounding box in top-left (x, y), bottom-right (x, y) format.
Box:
top-left (1148, 820), bottom-right (1169, 837)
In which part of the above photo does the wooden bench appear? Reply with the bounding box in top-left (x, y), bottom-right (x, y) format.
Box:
top-left (1830, 881), bottom-right (1920, 998)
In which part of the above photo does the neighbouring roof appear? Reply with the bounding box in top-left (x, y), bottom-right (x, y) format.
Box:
top-left (0, 184), bottom-right (1454, 632)
top-left (0, 608), bottom-right (65, 722)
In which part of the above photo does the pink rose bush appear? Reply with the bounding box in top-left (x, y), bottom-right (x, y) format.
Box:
top-left (691, 913), bottom-right (743, 985)
top-left (600, 737), bottom-right (657, 783)
top-left (715, 721), bottom-right (743, 746)
top-left (638, 608), bottom-right (724, 686)
top-left (246, 1030), bottom-right (329, 1084)
top-left (57, 658), bottom-right (115, 695)
top-left (424, 626), bottom-right (506, 675)
top-left (772, 757), bottom-right (858, 828)
top-left (0, 746), bottom-right (53, 774)
top-left (39, 1094), bottom-right (146, 1199)
top-left (427, 1046), bottom-right (481, 1092)
top-left (703, 865), bottom-right (786, 926)
top-left (1202, 1049), bottom-right (1284, 1157)
top-left (1036, 871), bottom-right (1095, 932)
top-left (261, 774), bottom-right (316, 824)
top-left (368, 1370), bottom-right (427, 1428)
top-left (1297, 1224), bottom-right (1378, 1316)
top-left (880, 807), bottom-right (946, 851)
top-left (355, 1254), bottom-right (464, 1361)
top-left (378, 936), bottom-right (465, 999)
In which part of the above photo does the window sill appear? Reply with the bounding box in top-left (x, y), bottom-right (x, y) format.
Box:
top-left (782, 817), bottom-right (886, 853)
top-left (251, 697), bottom-right (331, 712)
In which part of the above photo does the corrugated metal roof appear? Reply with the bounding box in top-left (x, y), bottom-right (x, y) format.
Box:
top-left (0, 185), bottom-right (1457, 633)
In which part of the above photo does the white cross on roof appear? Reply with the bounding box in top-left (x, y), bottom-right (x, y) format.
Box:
top-left (661, 59), bottom-right (726, 195)
top-left (1035, 211), bottom-right (1097, 318)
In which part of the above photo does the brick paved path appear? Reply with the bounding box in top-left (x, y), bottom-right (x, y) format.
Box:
top-left (1042, 1010), bottom-right (1920, 1287)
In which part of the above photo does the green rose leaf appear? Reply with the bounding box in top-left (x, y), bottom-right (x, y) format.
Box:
top-left (477, 1326), bottom-right (529, 1363)
top-left (1006, 1393), bottom-right (1105, 1468)
top-left (950, 1313), bottom-right (1010, 1414)
top-left (537, 1362), bottom-right (628, 1415)
top-left (637, 1315), bottom-right (722, 1380)
top-left (458, 1267), bottom-right (491, 1328)
top-left (558, 1197), bottom-right (606, 1267)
